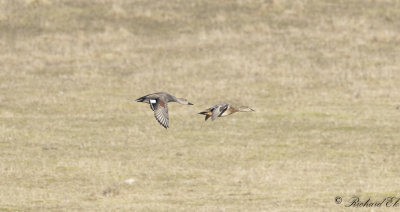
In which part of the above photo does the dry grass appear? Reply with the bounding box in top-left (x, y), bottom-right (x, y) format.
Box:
top-left (1, 0), bottom-right (400, 211)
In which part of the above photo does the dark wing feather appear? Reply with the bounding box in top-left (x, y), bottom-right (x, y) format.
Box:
top-left (153, 99), bottom-right (169, 128)
top-left (149, 99), bottom-right (157, 111)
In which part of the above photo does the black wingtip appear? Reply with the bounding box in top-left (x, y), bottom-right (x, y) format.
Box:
top-left (188, 102), bottom-right (194, 105)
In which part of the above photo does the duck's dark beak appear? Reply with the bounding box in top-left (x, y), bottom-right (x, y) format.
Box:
top-left (188, 102), bottom-right (194, 105)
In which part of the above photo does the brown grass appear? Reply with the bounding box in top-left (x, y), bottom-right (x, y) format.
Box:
top-left (0, 0), bottom-right (400, 211)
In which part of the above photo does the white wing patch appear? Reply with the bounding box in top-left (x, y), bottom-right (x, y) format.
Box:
top-left (149, 99), bottom-right (157, 111)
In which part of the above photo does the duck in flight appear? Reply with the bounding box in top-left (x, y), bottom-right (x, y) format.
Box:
top-left (136, 92), bottom-right (193, 129)
top-left (199, 103), bottom-right (254, 121)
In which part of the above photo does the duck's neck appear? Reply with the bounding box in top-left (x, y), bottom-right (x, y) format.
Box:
top-left (165, 94), bottom-right (177, 102)
top-left (231, 106), bottom-right (240, 112)
top-left (175, 98), bottom-right (186, 104)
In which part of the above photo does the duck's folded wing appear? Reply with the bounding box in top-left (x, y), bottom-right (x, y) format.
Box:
top-left (211, 104), bottom-right (228, 121)
top-left (153, 99), bottom-right (169, 128)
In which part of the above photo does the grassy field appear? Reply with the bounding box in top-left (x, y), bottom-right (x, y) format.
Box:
top-left (1, 0), bottom-right (400, 211)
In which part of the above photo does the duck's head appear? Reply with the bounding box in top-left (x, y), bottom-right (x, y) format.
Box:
top-left (239, 106), bottom-right (254, 112)
top-left (177, 98), bottom-right (194, 105)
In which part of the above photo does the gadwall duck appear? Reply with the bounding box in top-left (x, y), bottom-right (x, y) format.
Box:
top-left (199, 103), bottom-right (254, 121)
top-left (136, 92), bottom-right (193, 129)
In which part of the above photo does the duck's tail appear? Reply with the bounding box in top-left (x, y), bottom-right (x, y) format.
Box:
top-left (135, 96), bottom-right (146, 102)
top-left (198, 111), bottom-right (211, 121)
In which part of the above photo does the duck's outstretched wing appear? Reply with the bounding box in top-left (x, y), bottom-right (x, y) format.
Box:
top-left (151, 98), bottom-right (169, 129)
